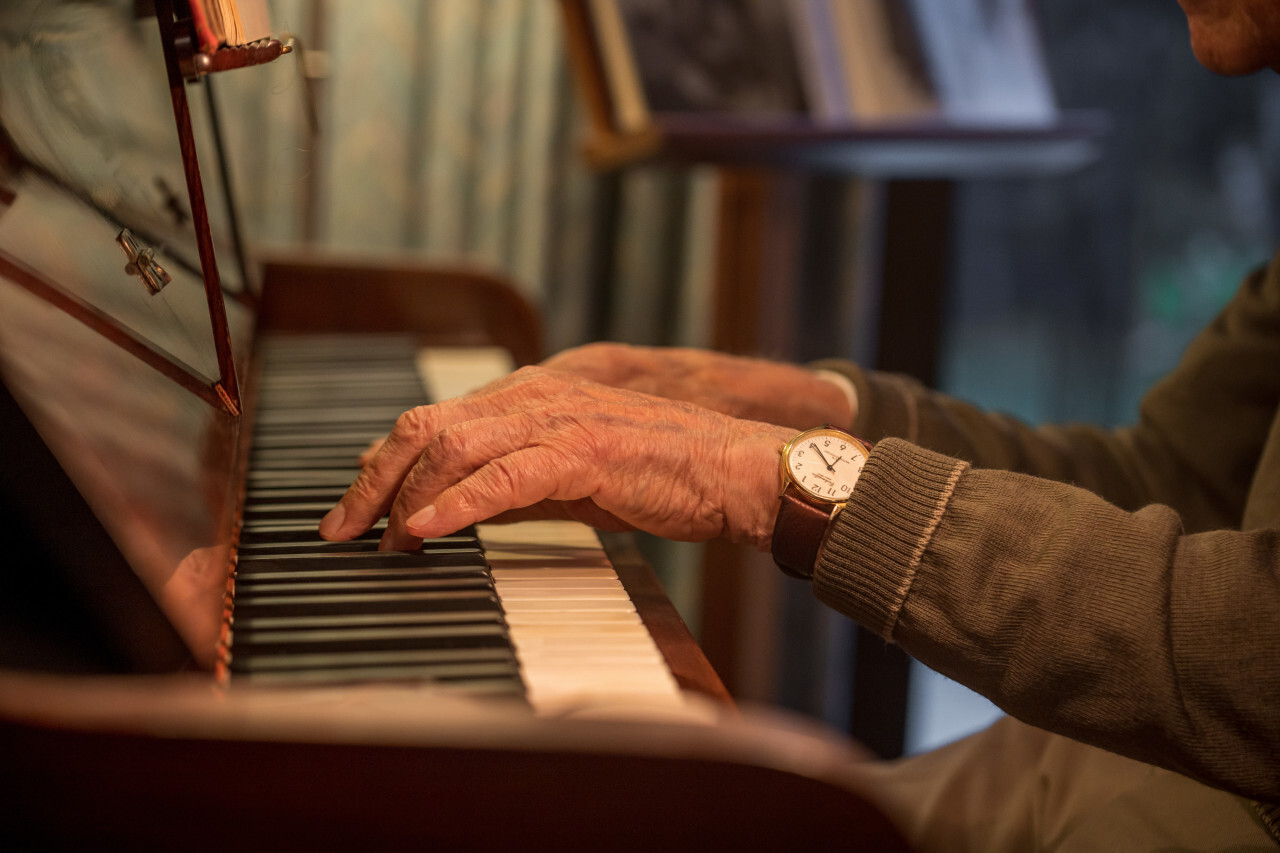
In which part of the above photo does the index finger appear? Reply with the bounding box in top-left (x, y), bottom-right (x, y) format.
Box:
top-left (317, 369), bottom-right (542, 540)
top-left (318, 404), bottom-right (444, 540)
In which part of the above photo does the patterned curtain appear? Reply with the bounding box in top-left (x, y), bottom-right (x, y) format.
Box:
top-left (216, 0), bottom-right (714, 357)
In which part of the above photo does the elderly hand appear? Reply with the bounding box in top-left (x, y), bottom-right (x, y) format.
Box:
top-left (319, 366), bottom-right (794, 551)
top-left (541, 343), bottom-right (855, 430)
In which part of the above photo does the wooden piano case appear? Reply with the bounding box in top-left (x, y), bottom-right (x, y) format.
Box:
top-left (0, 1), bottom-right (909, 847)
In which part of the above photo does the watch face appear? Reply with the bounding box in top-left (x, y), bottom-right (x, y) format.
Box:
top-left (784, 427), bottom-right (869, 503)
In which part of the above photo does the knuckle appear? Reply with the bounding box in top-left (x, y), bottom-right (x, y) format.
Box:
top-left (392, 405), bottom-right (433, 438)
top-left (429, 424), bottom-right (470, 462)
top-left (509, 364), bottom-right (545, 383)
top-left (484, 455), bottom-right (522, 498)
top-left (508, 365), bottom-right (574, 400)
top-left (344, 471), bottom-right (385, 507)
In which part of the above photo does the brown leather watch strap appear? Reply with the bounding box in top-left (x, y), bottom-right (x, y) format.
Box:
top-left (771, 485), bottom-right (839, 579)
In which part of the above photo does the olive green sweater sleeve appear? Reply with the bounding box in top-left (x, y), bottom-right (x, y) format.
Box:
top-left (810, 256), bottom-right (1280, 805)
top-left (812, 255), bottom-right (1280, 533)
top-left (814, 441), bottom-right (1280, 804)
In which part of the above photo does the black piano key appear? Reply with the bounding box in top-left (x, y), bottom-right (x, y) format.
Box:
top-left (236, 549), bottom-right (487, 573)
top-left (251, 444), bottom-right (372, 460)
top-left (237, 539), bottom-right (385, 554)
top-left (243, 497), bottom-right (358, 516)
top-left (237, 533), bottom-right (477, 551)
top-left (231, 623), bottom-right (512, 656)
top-left (252, 423), bottom-right (388, 438)
top-left (245, 475), bottom-right (359, 490)
top-left (240, 518), bottom-right (388, 536)
top-left (255, 407), bottom-right (407, 428)
top-left (250, 430), bottom-right (396, 449)
top-left (232, 646), bottom-right (516, 674)
top-left (255, 387), bottom-right (424, 406)
top-left (257, 362), bottom-right (420, 377)
top-left (252, 537), bottom-right (384, 552)
top-left (246, 457), bottom-right (368, 472)
top-left (243, 488), bottom-right (349, 507)
top-left (233, 663), bottom-right (523, 688)
top-left (238, 527), bottom-right (380, 543)
top-left (242, 498), bottom-right (346, 516)
top-left (231, 589), bottom-right (501, 619)
top-left (235, 570), bottom-right (490, 589)
top-left (246, 468), bottom-right (358, 481)
top-left (232, 609), bottom-right (507, 632)
top-left (235, 576), bottom-right (493, 596)
top-left (236, 544), bottom-right (483, 562)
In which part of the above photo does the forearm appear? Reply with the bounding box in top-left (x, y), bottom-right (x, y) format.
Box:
top-left (815, 259), bottom-right (1280, 533)
top-left (814, 438), bottom-right (1280, 803)
top-left (814, 360), bottom-right (1241, 531)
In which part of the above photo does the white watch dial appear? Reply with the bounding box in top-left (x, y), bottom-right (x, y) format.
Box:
top-left (785, 427), bottom-right (868, 502)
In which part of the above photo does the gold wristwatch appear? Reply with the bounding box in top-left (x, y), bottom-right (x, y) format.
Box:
top-left (770, 426), bottom-right (872, 579)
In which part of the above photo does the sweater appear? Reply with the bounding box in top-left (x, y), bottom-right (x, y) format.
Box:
top-left (811, 250), bottom-right (1280, 828)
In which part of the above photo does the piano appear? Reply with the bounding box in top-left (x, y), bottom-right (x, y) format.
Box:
top-left (0, 1), bottom-right (910, 848)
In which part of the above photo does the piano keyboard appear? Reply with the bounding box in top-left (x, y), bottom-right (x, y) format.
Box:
top-left (228, 335), bottom-right (685, 715)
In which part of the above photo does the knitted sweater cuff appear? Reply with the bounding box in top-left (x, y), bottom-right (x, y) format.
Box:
top-left (812, 437), bottom-right (968, 640)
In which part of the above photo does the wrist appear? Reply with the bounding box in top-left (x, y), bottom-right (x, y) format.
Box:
top-left (722, 423), bottom-right (796, 551)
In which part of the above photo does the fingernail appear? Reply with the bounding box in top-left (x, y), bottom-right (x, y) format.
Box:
top-left (319, 503), bottom-right (346, 539)
top-left (406, 504), bottom-right (437, 533)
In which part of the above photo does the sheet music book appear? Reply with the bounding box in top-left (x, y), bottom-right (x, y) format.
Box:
top-left (189, 0), bottom-right (272, 53)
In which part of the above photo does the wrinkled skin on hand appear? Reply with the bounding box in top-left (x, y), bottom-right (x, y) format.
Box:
top-left (541, 342), bottom-right (854, 430)
top-left (320, 366), bottom-right (793, 552)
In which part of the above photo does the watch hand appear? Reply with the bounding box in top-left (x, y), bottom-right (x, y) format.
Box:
top-left (809, 442), bottom-right (835, 471)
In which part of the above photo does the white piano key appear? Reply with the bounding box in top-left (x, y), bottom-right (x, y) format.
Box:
top-left (511, 626), bottom-right (657, 641)
top-left (489, 568), bottom-right (619, 581)
top-left (478, 520), bottom-right (606, 549)
top-left (499, 611), bottom-right (644, 626)
top-left (495, 588), bottom-right (631, 601)
top-left (490, 578), bottom-right (626, 590)
top-left (416, 346), bottom-right (515, 401)
top-left (508, 629), bottom-right (655, 644)
top-left (477, 519), bottom-right (685, 715)
top-left (486, 555), bottom-right (614, 570)
top-left (515, 652), bottom-right (666, 669)
top-left (497, 599), bottom-right (637, 613)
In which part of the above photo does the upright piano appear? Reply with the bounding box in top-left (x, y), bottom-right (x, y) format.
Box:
top-left (0, 1), bottom-right (909, 848)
